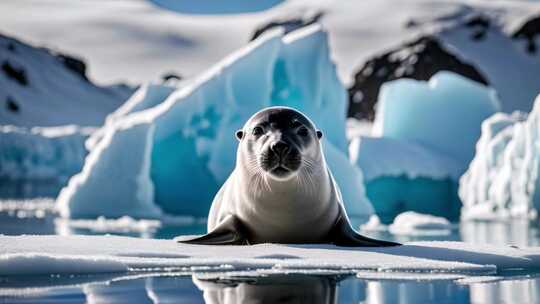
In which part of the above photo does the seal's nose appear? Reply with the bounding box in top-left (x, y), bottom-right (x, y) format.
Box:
top-left (271, 141), bottom-right (289, 157)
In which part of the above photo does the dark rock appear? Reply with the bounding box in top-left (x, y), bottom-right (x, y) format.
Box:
top-left (347, 36), bottom-right (488, 120)
top-left (1, 61), bottom-right (28, 86)
top-left (162, 72), bottom-right (182, 81)
top-left (6, 42), bottom-right (15, 52)
top-left (5, 96), bottom-right (19, 113)
top-left (512, 15), bottom-right (540, 54)
top-left (250, 11), bottom-right (324, 41)
top-left (57, 54), bottom-right (88, 81)
top-left (464, 15), bottom-right (491, 41)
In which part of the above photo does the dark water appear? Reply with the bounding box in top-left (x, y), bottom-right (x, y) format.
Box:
top-left (2, 199), bottom-right (540, 303)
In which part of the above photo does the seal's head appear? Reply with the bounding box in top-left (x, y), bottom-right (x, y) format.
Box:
top-left (236, 107), bottom-right (323, 181)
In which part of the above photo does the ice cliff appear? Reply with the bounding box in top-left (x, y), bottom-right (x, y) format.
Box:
top-left (460, 95), bottom-right (540, 220)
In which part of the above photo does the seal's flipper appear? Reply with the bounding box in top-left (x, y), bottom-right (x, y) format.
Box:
top-left (329, 214), bottom-right (400, 247)
top-left (177, 215), bottom-right (249, 245)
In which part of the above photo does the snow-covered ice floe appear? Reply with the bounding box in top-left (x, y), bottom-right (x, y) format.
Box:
top-left (58, 25), bottom-right (373, 220)
top-left (460, 95), bottom-right (540, 220)
top-left (1, 235), bottom-right (540, 280)
top-left (350, 72), bottom-right (500, 221)
top-left (361, 212), bottom-right (456, 237)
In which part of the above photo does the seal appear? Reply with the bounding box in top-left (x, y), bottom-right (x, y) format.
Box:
top-left (178, 107), bottom-right (399, 247)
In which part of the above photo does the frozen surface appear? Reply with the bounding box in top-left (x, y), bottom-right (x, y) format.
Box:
top-left (0, 125), bottom-right (93, 181)
top-left (460, 95), bottom-right (540, 220)
top-left (373, 71), bottom-right (500, 166)
top-left (58, 26), bottom-right (372, 219)
top-left (2, 235), bottom-right (540, 278)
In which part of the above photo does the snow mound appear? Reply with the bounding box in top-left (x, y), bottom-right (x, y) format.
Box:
top-left (373, 71), bottom-right (500, 166)
top-left (460, 95), bottom-right (540, 220)
top-left (0, 125), bottom-right (93, 181)
top-left (58, 25), bottom-right (373, 219)
top-left (389, 211), bottom-right (454, 236)
top-left (0, 33), bottom-right (132, 127)
top-left (3, 235), bottom-right (540, 278)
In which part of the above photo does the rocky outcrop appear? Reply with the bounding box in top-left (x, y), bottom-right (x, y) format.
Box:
top-left (347, 36), bottom-right (488, 120)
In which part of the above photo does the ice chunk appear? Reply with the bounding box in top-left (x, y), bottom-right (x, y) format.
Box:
top-left (373, 71), bottom-right (500, 165)
top-left (0, 125), bottom-right (92, 181)
top-left (59, 26), bottom-right (372, 219)
top-left (388, 211), bottom-right (454, 236)
top-left (351, 72), bottom-right (499, 221)
top-left (350, 136), bottom-right (463, 182)
top-left (459, 95), bottom-right (540, 220)
top-left (57, 123), bottom-right (162, 218)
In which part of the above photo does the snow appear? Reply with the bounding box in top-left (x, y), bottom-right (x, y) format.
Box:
top-left (373, 71), bottom-right (500, 166)
top-left (0, 125), bottom-right (93, 181)
top-left (0, 33), bottom-right (131, 127)
top-left (437, 12), bottom-right (540, 114)
top-left (2, 235), bottom-right (540, 279)
top-left (388, 211), bottom-right (455, 236)
top-left (1, 0), bottom-right (537, 87)
top-left (459, 95), bottom-right (540, 220)
top-left (58, 26), bottom-right (373, 219)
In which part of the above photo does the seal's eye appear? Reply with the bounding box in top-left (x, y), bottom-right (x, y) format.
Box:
top-left (252, 126), bottom-right (264, 136)
top-left (297, 126), bottom-right (309, 137)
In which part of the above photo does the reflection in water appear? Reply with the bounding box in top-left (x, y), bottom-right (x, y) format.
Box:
top-left (194, 274), bottom-right (338, 304)
top-left (4, 274), bottom-right (540, 303)
top-left (365, 280), bottom-right (470, 304)
top-left (461, 220), bottom-right (540, 247)
top-left (469, 278), bottom-right (540, 304)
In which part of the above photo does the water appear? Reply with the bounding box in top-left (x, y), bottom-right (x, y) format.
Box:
top-left (2, 198), bottom-right (540, 303)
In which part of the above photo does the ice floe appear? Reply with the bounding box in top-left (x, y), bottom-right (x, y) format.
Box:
top-left (1, 235), bottom-right (540, 279)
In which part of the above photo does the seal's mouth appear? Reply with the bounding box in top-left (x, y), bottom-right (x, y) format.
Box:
top-left (260, 148), bottom-right (301, 178)
top-left (271, 165), bottom-right (291, 176)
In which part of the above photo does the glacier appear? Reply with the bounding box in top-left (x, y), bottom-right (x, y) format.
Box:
top-left (459, 95), bottom-right (540, 220)
top-left (351, 72), bottom-right (500, 221)
top-left (58, 25), bottom-right (373, 220)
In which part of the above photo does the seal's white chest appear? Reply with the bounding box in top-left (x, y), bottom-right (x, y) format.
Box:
top-left (236, 200), bottom-right (338, 244)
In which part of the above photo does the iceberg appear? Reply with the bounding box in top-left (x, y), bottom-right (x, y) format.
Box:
top-left (352, 72), bottom-right (500, 221)
top-left (459, 95), bottom-right (540, 220)
top-left (58, 25), bottom-right (373, 219)
top-left (0, 125), bottom-right (92, 195)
